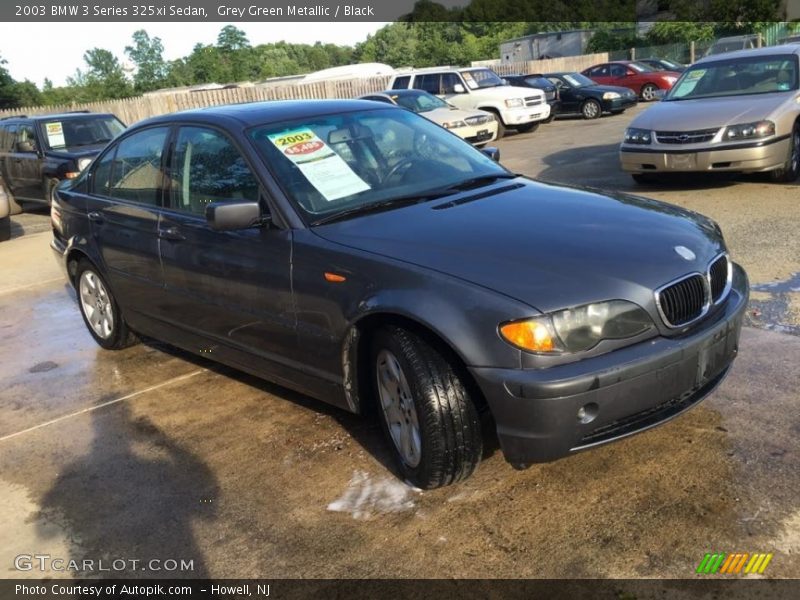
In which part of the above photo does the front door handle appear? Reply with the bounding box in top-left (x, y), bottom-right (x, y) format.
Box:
top-left (159, 226), bottom-right (186, 241)
top-left (87, 211), bottom-right (103, 224)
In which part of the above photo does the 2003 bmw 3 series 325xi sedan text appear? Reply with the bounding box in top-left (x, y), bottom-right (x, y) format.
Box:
top-left (51, 100), bottom-right (748, 488)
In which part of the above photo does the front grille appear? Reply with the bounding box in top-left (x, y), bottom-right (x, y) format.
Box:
top-left (709, 254), bottom-right (729, 303)
top-left (657, 274), bottom-right (707, 327)
top-left (465, 115), bottom-right (491, 126)
top-left (524, 96), bottom-right (543, 106)
top-left (655, 128), bottom-right (720, 144)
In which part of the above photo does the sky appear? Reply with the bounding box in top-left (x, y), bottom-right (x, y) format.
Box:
top-left (0, 22), bottom-right (389, 87)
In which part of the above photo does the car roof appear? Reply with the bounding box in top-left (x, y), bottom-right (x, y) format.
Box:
top-left (696, 43), bottom-right (800, 64)
top-left (1, 112), bottom-right (118, 122)
top-left (137, 99), bottom-right (394, 129)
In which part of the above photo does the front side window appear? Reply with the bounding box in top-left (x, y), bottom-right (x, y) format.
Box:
top-left (666, 54), bottom-right (799, 100)
top-left (609, 64), bottom-right (627, 77)
top-left (248, 108), bottom-right (508, 223)
top-left (15, 123), bottom-right (38, 152)
top-left (169, 126), bottom-right (260, 216)
top-left (103, 127), bottom-right (169, 205)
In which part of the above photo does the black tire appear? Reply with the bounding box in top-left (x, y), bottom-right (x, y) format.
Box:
top-left (516, 122), bottom-right (539, 134)
top-left (641, 83), bottom-right (659, 102)
top-left (770, 123), bottom-right (800, 183)
top-left (631, 173), bottom-right (658, 184)
top-left (0, 215), bottom-right (10, 242)
top-left (371, 326), bottom-right (482, 489)
top-left (75, 260), bottom-right (137, 350)
top-left (581, 99), bottom-right (602, 119)
top-left (487, 110), bottom-right (506, 138)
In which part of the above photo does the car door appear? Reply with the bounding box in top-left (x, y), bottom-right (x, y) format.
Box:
top-left (157, 124), bottom-right (296, 375)
top-left (586, 64), bottom-right (612, 85)
top-left (439, 72), bottom-right (472, 110)
top-left (5, 122), bottom-right (43, 200)
top-left (83, 125), bottom-right (170, 320)
top-left (549, 77), bottom-right (578, 112)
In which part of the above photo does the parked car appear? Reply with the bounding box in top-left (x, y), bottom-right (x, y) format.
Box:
top-left (501, 74), bottom-right (560, 121)
top-left (620, 46), bottom-right (800, 184)
top-left (542, 72), bottom-right (638, 119)
top-left (705, 35), bottom-right (760, 57)
top-left (389, 67), bottom-right (550, 137)
top-left (52, 99), bottom-right (747, 489)
top-left (0, 178), bottom-right (10, 241)
top-left (0, 112), bottom-right (125, 207)
top-left (637, 58), bottom-right (687, 72)
top-left (358, 89), bottom-right (498, 146)
top-left (582, 61), bottom-right (680, 101)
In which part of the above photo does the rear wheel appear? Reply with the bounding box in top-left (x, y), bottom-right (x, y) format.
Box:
top-left (581, 99), bottom-right (602, 119)
top-left (76, 260), bottom-right (137, 350)
top-left (641, 83), bottom-right (659, 101)
top-left (770, 123), bottom-right (800, 183)
top-left (0, 215), bottom-right (10, 242)
top-left (371, 327), bottom-right (482, 489)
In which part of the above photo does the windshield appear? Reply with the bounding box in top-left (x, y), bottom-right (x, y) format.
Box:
top-left (248, 108), bottom-right (509, 224)
top-left (462, 68), bottom-right (505, 90)
top-left (39, 116), bottom-right (125, 150)
top-left (665, 54), bottom-right (798, 101)
top-left (393, 91), bottom-right (449, 113)
top-left (561, 73), bottom-right (595, 87)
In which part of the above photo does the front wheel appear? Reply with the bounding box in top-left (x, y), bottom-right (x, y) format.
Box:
top-left (770, 123), bottom-right (800, 183)
top-left (76, 260), bottom-right (137, 350)
top-left (581, 99), bottom-right (602, 119)
top-left (0, 215), bottom-right (10, 242)
top-left (371, 327), bottom-right (482, 489)
top-left (516, 122), bottom-right (539, 134)
top-left (641, 83), bottom-right (659, 101)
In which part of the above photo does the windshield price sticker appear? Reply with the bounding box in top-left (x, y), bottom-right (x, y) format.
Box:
top-left (268, 128), bottom-right (370, 202)
top-left (44, 121), bottom-right (66, 147)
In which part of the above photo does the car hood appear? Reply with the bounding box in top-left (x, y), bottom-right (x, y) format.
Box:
top-left (580, 84), bottom-right (637, 96)
top-left (631, 93), bottom-right (792, 130)
top-left (313, 178), bottom-right (725, 313)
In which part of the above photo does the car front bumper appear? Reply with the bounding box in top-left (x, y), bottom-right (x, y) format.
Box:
top-left (470, 262), bottom-right (748, 466)
top-left (604, 96), bottom-right (637, 112)
top-left (620, 135), bottom-right (790, 174)
top-left (500, 103), bottom-right (551, 125)
top-left (457, 121), bottom-right (499, 145)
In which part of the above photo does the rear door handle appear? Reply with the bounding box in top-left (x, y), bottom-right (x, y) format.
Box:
top-left (87, 211), bottom-right (103, 224)
top-left (159, 226), bottom-right (186, 241)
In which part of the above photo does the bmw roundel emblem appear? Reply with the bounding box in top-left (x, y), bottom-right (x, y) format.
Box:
top-left (674, 245), bottom-right (696, 261)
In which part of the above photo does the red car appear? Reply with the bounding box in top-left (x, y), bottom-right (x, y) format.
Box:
top-left (581, 61), bottom-right (680, 101)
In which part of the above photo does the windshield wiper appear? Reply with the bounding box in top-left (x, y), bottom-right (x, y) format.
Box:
top-left (438, 173), bottom-right (517, 193)
top-left (312, 193), bottom-right (446, 226)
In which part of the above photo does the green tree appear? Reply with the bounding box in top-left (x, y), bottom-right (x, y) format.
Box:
top-left (125, 29), bottom-right (168, 92)
top-left (68, 48), bottom-right (132, 100)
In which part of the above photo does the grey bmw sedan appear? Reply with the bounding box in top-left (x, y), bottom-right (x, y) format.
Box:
top-left (51, 100), bottom-right (748, 488)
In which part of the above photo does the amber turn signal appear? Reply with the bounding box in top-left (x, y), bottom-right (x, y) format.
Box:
top-left (499, 319), bottom-right (558, 353)
top-left (324, 272), bottom-right (346, 282)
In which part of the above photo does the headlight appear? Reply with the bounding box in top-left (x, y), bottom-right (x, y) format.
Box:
top-left (77, 157), bottom-right (93, 171)
top-left (723, 120), bottom-right (775, 141)
top-left (499, 300), bottom-right (654, 354)
top-left (484, 113), bottom-right (495, 122)
top-left (602, 92), bottom-right (621, 100)
top-left (442, 120), bottom-right (467, 129)
top-left (623, 127), bottom-right (652, 145)
top-left (505, 98), bottom-right (524, 108)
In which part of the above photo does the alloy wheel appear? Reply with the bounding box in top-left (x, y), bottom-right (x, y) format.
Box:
top-left (376, 349), bottom-right (421, 468)
top-left (79, 270), bottom-right (115, 340)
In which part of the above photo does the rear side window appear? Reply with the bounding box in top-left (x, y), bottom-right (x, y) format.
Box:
top-left (97, 127), bottom-right (169, 205)
top-left (391, 75), bottom-right (411, 90)
top-left (169, 126), bottom-right (260, 216)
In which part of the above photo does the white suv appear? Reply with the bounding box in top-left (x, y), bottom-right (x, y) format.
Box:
top-left (389, 67), bottom-right (550, 137)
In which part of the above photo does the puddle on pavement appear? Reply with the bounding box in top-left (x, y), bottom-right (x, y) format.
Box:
top-left (747, 272), bottom-right (800, 336)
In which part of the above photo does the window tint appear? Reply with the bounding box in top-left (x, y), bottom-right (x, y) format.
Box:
top-left (15, 123), bottom-right (38, 152)
top-left (91, 148), bottom-right (116, 197)
top-left (170, 126), bottom-right (260, 216)
top-left (415, 74), bottom-right (441, 94)
top-left (610, 64), bottom-right (626, 77)
top-left (106, 127), bottom-right (168, 205)
top-left (0, 125), bottom-right (16, 151)
top-left (441, 73), bottom-right (463, 93)
top-left (391, 75), bottom-right (411, 90)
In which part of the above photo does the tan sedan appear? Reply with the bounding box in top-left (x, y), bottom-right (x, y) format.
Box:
top-left (359, 89), bottom-right (498, 146)
top-left (620, 45), bottom-right (800, 184)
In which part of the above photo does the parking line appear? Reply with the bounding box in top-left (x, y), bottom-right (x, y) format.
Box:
top-left (0, 369), bottom-right (206, 443)
top-left (0, 277), bottom-right (64, 296)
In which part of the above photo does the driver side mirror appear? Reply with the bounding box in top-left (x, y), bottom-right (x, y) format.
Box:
top-left (481, 147), bottom-right (500, 162)
top-left (206, 200), bottom-right (267, 231)
top-left (452, 83), bottom-right (466, 94)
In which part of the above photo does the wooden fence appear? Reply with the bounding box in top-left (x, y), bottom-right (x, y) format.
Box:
top-left (0, 75), bottom-right (393, 126)
top-left (470, 52), bottom-right (610, 76)
top-left (0, 53), bottom-right (609, 125)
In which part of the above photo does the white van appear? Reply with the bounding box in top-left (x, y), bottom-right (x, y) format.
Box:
top-left (389, 66), bottom-right (549, 136)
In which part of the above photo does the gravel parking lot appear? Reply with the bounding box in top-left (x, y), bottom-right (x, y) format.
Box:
top-left (1, 104), bottom-right (798, 579)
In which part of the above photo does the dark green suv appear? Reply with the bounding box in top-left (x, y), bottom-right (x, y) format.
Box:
top-left (0, 111), bottom-right (125, 211)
